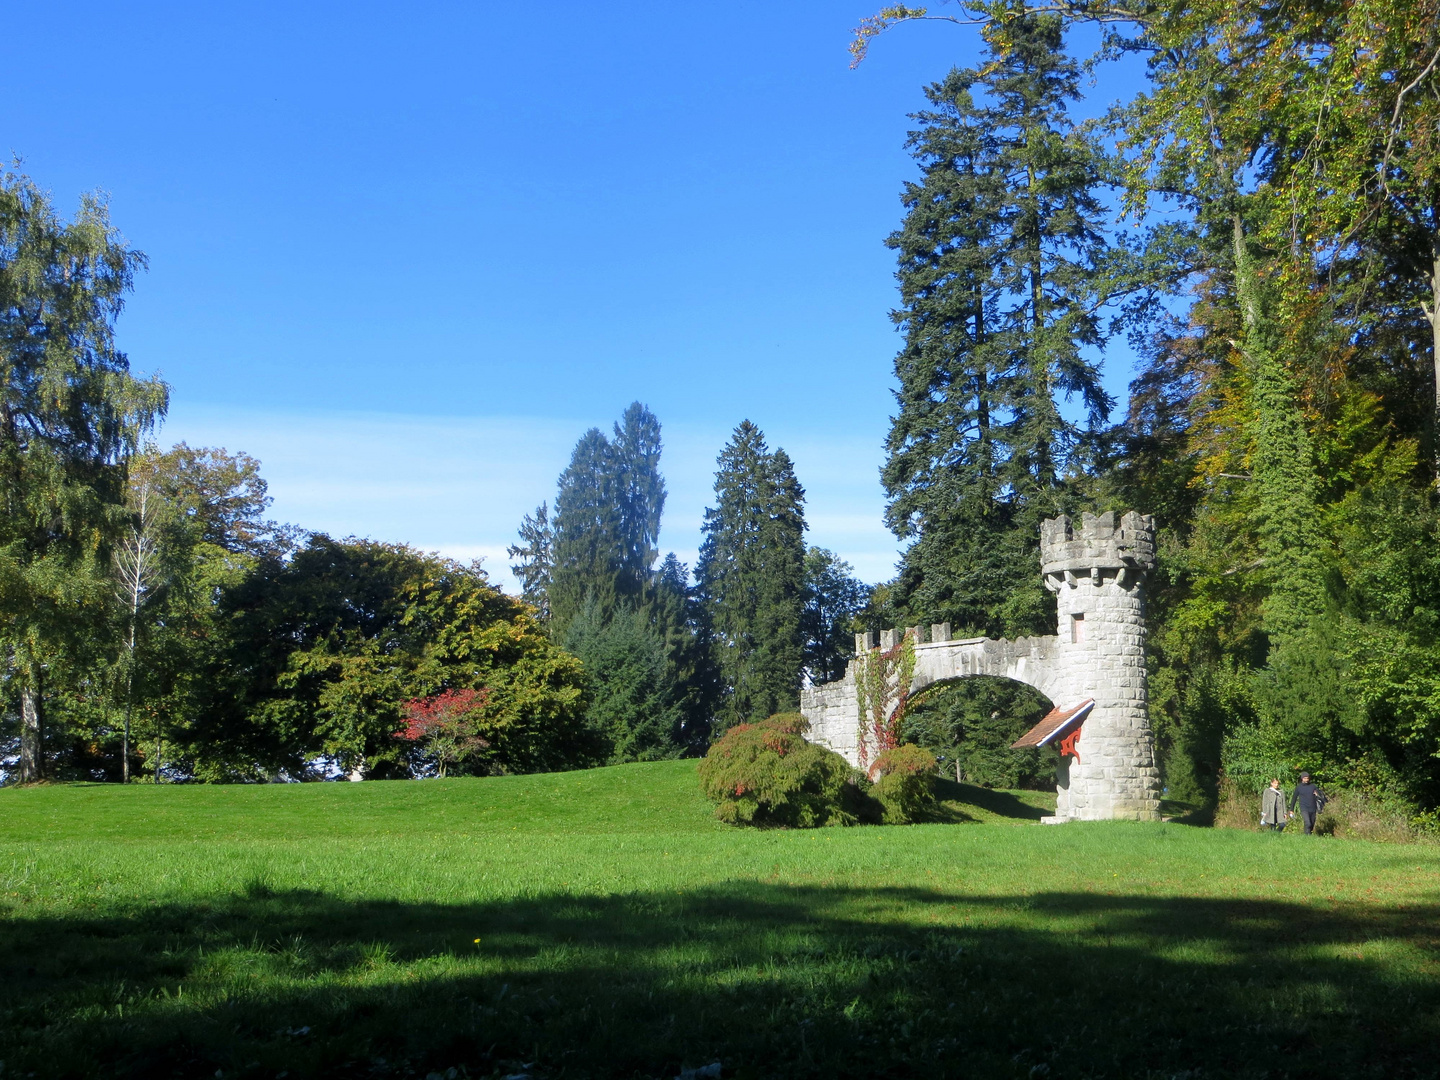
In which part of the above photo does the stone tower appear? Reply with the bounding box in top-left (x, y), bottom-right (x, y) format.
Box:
top-left (1039, 510), bottom-right (1162, 821)
top-left (799, 509), bottom-right (1162, 822)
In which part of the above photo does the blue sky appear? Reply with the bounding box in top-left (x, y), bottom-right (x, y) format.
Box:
top-left (6, 2), bottom-right (1148, 590)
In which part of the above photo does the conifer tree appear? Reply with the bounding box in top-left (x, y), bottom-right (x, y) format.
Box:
top-left (697, 422), bottom-right (807, 730)
top-left (882, 16), bottom-right (1116, 638)
top-left (563, 595), bottom-right (684, 763)
top-left (546, 403), bottom-right (666, 634)
top-left (650, 552), bottom-right (715, 748)
top-left (611, 402), bottom-right (665, 588)
top-left (507, 502), bottom-right (553, 621)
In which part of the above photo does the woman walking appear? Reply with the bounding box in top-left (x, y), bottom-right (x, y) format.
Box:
top-left (1261, 778), bottom-right (1288, 831)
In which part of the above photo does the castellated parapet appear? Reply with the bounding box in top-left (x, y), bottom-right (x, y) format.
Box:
top-left (1040, 510), bottom-right (1156, 589)
top-left (799, 509), bottom-right (1163, 823)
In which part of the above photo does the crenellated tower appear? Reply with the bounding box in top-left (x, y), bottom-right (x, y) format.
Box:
top-left (1038, 510), bottom-right (1161, 820)
top-left (799, 509), bottom-right (1162, 823)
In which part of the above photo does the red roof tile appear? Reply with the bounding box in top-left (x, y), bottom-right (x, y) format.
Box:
top-left (1010, 698), bottom-right (1095, 749)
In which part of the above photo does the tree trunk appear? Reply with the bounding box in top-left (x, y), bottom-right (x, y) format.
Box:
top-left (122, 620), bottom-right (136, 784)
top-left (19, 680), bottom-right (43, 783)
top-left (1026, 154), bottom-right (1053, 486)
top-left (1429, 243), bottom-right (1440, 483)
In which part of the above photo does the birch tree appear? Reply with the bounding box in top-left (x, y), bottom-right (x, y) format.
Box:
top-left (0, 168), bottom-right (167, 782)
top-left (111, 472), bottom-right (165, 782)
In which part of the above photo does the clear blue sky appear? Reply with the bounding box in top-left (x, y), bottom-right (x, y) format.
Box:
top-left (6, 1), bottom-right (1146, 589)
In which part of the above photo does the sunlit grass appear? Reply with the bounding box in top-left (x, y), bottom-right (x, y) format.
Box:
top-left (2, 761), bottom-right (1438, 1078)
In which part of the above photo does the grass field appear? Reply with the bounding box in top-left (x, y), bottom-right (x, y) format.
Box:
top-left (2, 762), bottom-right (1438, 1079)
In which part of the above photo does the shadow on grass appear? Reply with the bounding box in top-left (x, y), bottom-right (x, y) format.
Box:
top-left (1160, 797), bottom-right (1217, 827)
top-left (2, 881), bottom-right (1437, 1079)
top-left (931, 776), bottom-right (1052, 822)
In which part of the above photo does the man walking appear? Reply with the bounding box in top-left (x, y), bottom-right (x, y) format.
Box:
top-left (1289, 772), bottom-right (1325, 835)
top-left (1261, 778), bottom-right (1287, 831)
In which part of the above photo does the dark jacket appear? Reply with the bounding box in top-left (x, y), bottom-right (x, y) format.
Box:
top-left (1290, 782), bottom-right (1323, 813)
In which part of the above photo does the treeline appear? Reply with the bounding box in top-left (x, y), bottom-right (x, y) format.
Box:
top-left (507, 409), bottom-right (869, 764)
top-left (866, 1), bottom-right (1440, 814)
top-left (0, 165), bottom-right (868, 781)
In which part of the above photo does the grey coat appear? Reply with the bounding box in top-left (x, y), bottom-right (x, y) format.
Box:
top-left (1261, 786), bottom-right (1287, 827)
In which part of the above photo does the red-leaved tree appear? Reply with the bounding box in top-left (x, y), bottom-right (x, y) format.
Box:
top-left (396, 688), bottom-right (491, 777)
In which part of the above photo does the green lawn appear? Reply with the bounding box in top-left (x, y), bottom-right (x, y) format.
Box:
top-left (2, 762), bottom-right (1437, 1079)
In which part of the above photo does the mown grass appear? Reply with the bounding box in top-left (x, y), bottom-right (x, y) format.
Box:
top-left (2, 761), bottom-right (1438, 1079)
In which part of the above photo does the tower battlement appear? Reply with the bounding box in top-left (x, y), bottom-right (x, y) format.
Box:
top-left (1040, 511), bottom-right (1155, 583)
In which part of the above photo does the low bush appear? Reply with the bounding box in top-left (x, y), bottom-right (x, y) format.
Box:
top-left (1213, 779), bottom-right (1254, 830)
top-left (871, 744), bottom-right (938, 824)
top-left (697, 714), bottom-right (861, 827)
top-left (1314, 792), bottom-right (1429, 843)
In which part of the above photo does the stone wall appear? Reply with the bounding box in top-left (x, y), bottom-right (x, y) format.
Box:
top-left (800, 511), bottom-right (1162, 823)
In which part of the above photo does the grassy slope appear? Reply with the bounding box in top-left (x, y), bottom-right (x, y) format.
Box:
top-left (2, 762), bottom-right (1438, 1080)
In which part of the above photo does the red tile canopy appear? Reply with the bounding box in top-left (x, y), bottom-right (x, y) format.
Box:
top-left (1010, 698), bottom-right (1095, 761)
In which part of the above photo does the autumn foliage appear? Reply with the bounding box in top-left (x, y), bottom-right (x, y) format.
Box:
top-left (397, 688), bottom-right (491, 777)
top-left (697, 713), bottom-right (862, 827)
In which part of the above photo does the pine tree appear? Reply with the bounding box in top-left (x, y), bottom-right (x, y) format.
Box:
top-left (549, 428), bottom-right (619, 634)
top-left (507, 502), bottom-right (553, 621)
top-left (563, 595), bottom-right (685, 763)
top-left (650, 552), bottom-right (715, 748)
top-left (611, 402), bottom-right (666, 589)
top-left (546, 403), bottom-right (666, 635)
top-left (697, 422), bottom-right (807, 730)
top-left (882, 16), bottom-right (1116, 638)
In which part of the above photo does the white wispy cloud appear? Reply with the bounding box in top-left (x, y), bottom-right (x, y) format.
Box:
top-left (159, 405), bottom-right (902, 594)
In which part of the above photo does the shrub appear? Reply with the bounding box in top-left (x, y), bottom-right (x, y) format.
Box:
top-left (1313, 792), bottom-right (1423, 843)
top-left (698, 713), bottom-right (859, 827)
top-left (871, 744), bottom-right (938, 824)
top-left (397, 688), bottom-right (491, 777)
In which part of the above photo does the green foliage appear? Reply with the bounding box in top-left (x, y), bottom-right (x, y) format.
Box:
top-left (194, 536), bottom-right (597, 779)
top-left (902, 677), bottom-right (1051, 790)
top-left (854, 631), bottom-right (916, 775)
top-left (870, 743), bottom-right (938, 823)
top-left (697, 713), bottom-right (859, 827)
top-left (1220, 722), bottom-right (1306, 798)
top-left (549, 403), bottom-right (665, 635)
top-left (506, 501), bottom-right (552, 621)
top-left (563, 596), bottom-right (686, 763)
top-left (517, 405), bottom-right (712, 751)
top-left (800, 546), bottom-right (870, 685)
top-left (0, 167), bottom-right (168, 780)
top-left (881, 17), bottom-right (1121, 640)
top-left (697, 422), bottom-right (807, 731)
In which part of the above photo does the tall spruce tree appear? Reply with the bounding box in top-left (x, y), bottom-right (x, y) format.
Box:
top-left (696, 421), bottom-right (807, 730)
top-left (547, 402), bottom-right (666, 634)
top-left (882, 16), bottom-right (1116, 638)
top-left (507, 502), bottom-right (553, 621)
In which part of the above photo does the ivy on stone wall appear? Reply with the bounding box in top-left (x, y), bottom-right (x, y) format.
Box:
top-left (855, 630), bottom-right (917, 778)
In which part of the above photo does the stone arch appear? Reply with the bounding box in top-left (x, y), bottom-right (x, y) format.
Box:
top-left (800, 632), bottom-right (1063, 773)
top-left (905, 673), bottom-right (1057, 788)
top-left (799, 510), bottom-right (1163, 822)
top-left (907, 634), bottom-right (1064, 705)
top-left (907, 671), bottom-right (1054, 712)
